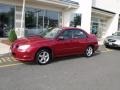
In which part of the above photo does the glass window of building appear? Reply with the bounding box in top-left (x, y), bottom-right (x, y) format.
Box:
top-left (118, 17), bottom-right (120, 31)
top-left (91, 18), bottom-right (99, 36)
top-left (70, 13), bottom-right (81, 27)
top-left (44, 10), bottom-right (59, 31)
top-left (25, 8), bottom-right (37, 29)
top-left (0, 4), bottom-right (15, 37)
top-left (25, 8), bottom-right (44, 29)
top-left (91, 16), bottom-right (107, 38)
top-left (25, 8), bottom-right (60, 36)
top-left (25, 8), bottom-right (44, 36)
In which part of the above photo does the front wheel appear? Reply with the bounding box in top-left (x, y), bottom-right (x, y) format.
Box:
top-left (35, 49), bottom-right (52, 65)
top-left (105, 44), bottom-right (110, 48)
top-left (85, 46), bottom-right (94, 57)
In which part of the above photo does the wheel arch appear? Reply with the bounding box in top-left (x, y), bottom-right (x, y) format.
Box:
top-left (35, 46), bottom-right (53, 60)
top-left (84, 45), bottom-right (94, 57)
top-left (86, 44), bottom-right (95, 52)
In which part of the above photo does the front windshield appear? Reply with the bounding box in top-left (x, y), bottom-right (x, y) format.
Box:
top-left (41, 28), bottom-right (62, 38)
top-left (113, 32), bottom-right (120, 36)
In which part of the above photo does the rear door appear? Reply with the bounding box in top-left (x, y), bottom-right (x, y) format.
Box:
top-left (71, 29), bottom-right (88, 54)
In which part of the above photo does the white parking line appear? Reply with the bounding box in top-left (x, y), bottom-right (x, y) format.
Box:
top-left (101, 49), bottom-right (113, 53)
top-left (0, 63), bottom-right (23, 68)
top-left (96, 48), bottom-right (113, 53)
top-left (10, 57), bottom-right (17, 61)
top-left (106, 48), bottom-right (113, 51)
top-left (5, 57), bottom-right (12, 62)
top-left (0, 60), bottom-right (2, 63)
top-left (0, 58), bottom-right (7, 63)
top-left (0, 56), bottom-right (19, 64)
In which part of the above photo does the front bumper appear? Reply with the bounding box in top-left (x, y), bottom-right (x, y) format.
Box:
top-left (104, 41), bottom-right (120, 47)
top-left (11, 48), bottom-right (35, 61)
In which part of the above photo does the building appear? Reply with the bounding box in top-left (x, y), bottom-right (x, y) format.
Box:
top-left (91, 0), bottom-right (120, 39)
top-left (0, 0), bottom-right (120, 40)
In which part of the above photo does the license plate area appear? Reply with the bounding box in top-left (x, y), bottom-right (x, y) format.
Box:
top-left (109, 42), bottom-right (113, 45)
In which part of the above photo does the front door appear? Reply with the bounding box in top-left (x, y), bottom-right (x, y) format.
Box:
top-left (54, 30), bottom-right (73, 57)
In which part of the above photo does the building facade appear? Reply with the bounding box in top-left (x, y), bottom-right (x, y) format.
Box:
top-left (0, 0), bottom-right (120, 39)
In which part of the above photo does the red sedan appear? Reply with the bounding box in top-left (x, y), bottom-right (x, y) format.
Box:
top-left (11, 27), bottom-right (98, 65)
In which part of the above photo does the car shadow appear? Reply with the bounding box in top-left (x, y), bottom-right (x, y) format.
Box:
top-left (19, 61), bottom-right (37, 65)
top-left (52, 52), bottom-right (101, 64)
top-left (53, 55), bottom-right (84, 63)
top-left (18, 52), bottom-right (101, 65)
top-left (106, 47), bottom-right (120, 50)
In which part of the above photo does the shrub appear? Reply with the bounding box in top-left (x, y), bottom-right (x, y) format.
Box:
top-left (8, 29), bottom-right (17, 42)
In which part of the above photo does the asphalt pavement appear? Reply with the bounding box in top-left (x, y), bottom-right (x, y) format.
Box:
top-left (0, 46), bottom-right (120, 90)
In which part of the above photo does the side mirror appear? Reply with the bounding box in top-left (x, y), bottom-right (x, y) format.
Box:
top-left (57, 36), bottom-right (64, 40)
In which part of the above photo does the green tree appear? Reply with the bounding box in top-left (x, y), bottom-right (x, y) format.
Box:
top-left (8, 29), bottom-right (17, 42)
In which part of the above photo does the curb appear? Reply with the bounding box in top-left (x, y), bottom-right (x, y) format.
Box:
top-left (0, 53), bottom-right (11, 57)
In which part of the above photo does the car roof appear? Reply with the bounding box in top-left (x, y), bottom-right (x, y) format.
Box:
top-left (61, 27), bottom-right (81, 30)
top-left (61, 27), bottom-right (87, 33)
top-left (59, 27), bottom-right (88, 35)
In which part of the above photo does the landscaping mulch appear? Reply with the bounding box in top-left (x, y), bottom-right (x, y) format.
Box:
top-left (1, 39), bottom-right (12, 46)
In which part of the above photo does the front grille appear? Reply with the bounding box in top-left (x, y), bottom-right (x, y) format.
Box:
top-left (108, 39), bottom-right (116, 42)
top-left (16, 45), bottom-right (19, 48)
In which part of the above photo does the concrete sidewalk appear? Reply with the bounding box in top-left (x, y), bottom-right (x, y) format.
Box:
top-left (98, 38), bottom-right (105, 45)
top-left (0, 43), bottom-right (10, 56)
top-left (98, 39), bottom-right (104, 45)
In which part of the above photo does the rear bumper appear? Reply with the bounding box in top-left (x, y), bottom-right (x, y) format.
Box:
top-left (94, 43), bottom-right (99, 51)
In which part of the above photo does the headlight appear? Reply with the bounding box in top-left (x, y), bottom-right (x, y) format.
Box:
top-left (18, 45), bottom-right (30, 52)
top-left (104, 38), bottom-right (108, 42)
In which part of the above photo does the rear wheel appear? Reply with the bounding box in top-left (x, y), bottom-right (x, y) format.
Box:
top-left (36, 49), bottom-right (52, 65)
top-left (85, 46), bottom-right (94, 57)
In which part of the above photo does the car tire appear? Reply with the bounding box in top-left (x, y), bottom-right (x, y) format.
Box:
top-left (84, 46), bottom-right (94, 57)
top-left (105, 45), bottom-right (110, 48)
top-left (35, 49), bottom-right (52, 65)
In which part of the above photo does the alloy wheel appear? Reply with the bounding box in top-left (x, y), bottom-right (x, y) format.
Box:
top-left (36, 49), bottom-right (51, 65)
top-left (85, 46), bottom-right (93, 57)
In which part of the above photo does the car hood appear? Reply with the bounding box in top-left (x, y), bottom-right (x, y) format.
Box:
top-left (14, 36), bottom-right (50, 45)
top-left (107, 36), bottom-right (120, 40)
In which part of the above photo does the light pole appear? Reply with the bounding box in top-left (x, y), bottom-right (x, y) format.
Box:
top-left (20, 0), bottom-right (26, 37)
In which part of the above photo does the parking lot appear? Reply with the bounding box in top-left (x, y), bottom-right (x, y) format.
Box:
top-left (0, 45), bottom-right (112, 67)
top-left (0, 46), bottom-right (120, 90)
